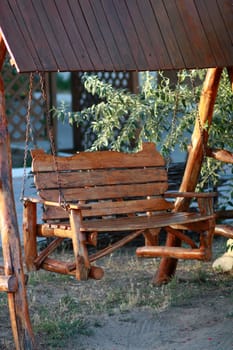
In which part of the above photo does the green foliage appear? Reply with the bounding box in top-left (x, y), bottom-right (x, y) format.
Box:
top-left (52, 69), bottom-right (233, 203)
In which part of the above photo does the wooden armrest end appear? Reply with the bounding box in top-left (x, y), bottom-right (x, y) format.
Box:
top-left (164, 192), bottom-right (218, 199)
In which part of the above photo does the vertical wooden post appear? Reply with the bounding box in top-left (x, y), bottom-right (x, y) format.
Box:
top-left (227, 67), bottom-right (233, 92)
top-left (155, 68), bottom-right (223, 284)
top-left (0, 37), bottom-right (35, 348)
top-left (23, 201), bottom-right (38, 271)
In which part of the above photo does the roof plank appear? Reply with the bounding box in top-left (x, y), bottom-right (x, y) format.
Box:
top-left (112, 0), bottom-right (148, 70)
top-left (37, 0), bottom-right (81, 71)
top-left (204, 0), bottom-right (233, 65)
top-left (217, 0), bottom-right (233, 45)
top-left (163, 0), bottom-right (200, 69)
top-left (79, 0), bottom-right (115, 70)
top-left (125, 0), bottom-right (160, 69)
top-left (0, 0), bottom-right (38, 71)
top-left (32, 0), bottom-right (68, 71)
top-left (16, 0), bottom-right (59, 71)
top-left (101, 0), bottom-right (137, 70)
top-left (176, 0), bottom-right (217, 68)
top-left (195, 0), bottom-right (228, 67)
top-left (136, 0), bottom-right (172, 69)
top-left (150, 0), bottom-right (185, 69)
top-left (54, 0), bottom-right (94, 71)
top-left (67, 0), bottom-right (105, 71)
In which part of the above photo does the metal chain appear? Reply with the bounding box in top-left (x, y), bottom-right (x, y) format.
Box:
top-left (39, 72), bottom-right (67, 209)
top-left (166, 72), bottom-right (182, 171)
top-left (189, 72), bottom-right (206, 158)
top-left (20, 72), bottom-right (34, 201)
top-left (189, 70), bottom-right (212, 191)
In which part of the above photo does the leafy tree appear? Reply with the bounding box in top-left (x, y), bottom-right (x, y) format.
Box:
top-left (52, 69), bottom-right (233, 207)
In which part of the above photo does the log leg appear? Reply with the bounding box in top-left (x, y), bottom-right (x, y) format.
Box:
top-left (23, 201), bottom-right (38, 271)
top-left (69, 209), bottom-right (90, 280)
top-left (0, 76), bottom-right (35, 348)
top-left (153, 233), bottom-right (181, 285)
top-left (143, 228), bottom-right (160, 246)
top-left (156, 68), bottom-right (222, 284)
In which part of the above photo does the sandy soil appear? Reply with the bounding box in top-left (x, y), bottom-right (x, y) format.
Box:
top-left (0, 239), bottom-right (232, 350)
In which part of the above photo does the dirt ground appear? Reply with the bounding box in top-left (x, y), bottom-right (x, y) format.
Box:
top-left (0, 237), bottom-right (232, 350)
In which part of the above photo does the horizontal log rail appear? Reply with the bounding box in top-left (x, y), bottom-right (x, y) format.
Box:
top-left (136, 246), bottom-right (206, 260)
top-left (206, 147), bottom-right (233, 164)
top-left (214, 225), bottom-right (233, 239)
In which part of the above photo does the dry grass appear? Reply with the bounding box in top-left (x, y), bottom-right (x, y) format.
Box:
top-left (0, 237), bottom-right (232, 349)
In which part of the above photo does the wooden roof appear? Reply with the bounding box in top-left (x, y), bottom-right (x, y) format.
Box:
top-left (0, 0), bottom-right (232, 73)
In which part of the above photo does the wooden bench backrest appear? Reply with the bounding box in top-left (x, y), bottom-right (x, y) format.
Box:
top-left (31, 143), bottom-right (174, 222)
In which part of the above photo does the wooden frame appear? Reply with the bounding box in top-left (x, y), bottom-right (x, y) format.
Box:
top-left (22, 143), bottom-right (216, 284)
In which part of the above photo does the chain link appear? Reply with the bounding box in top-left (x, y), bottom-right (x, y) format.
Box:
top-left (20, 72), bottom-right (34, 201)
top-left (166, 72), bottom-right (181, 171)
top-left (39, 72), bottom-right (67, 208)
top-left (189, 71), bottom-right (206, 159)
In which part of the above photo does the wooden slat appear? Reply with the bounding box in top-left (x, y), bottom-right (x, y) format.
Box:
top-left (32, 0), bottom-right (68, 70)
top-left (163, 0), bottom-right (197, 68)
top-left (150, 0), bottom-right (185, 69)
top-left (0, 0), bottom-right (38, 71)
top-left (0, 0), bottom-right (232, 72)
top-left (39, 211), bottom-right (214, 233)
top-left (176, 0), bottom-right (216, 68)
top-left (34, 168), bottom-right (167, 190)
top-left (217, 0), bottom-right (233, 45)
top-left (42, 198), bottom-right (175, 221)
top-left (67, 0), bottom-right (105, 71)
top-left (39, 182), bottom-right (168, 202)
top-left (36, 0), bottom-right (80, 71)
top-left (195, 0), bottom-right (230, 67)
top-left (16, 0), bottom-right (58, 71)
top-left (112, 0), bottom-right (147, 69)
top-left (136, 0), bottom-right (172, 69)
top-left (31, 144), bottom-right (165, 172)
top-left (101, 0), bottom-right (137, 70)
top-left (125, 0), bottom-right (159, 69)
top-left (54, 0), bottom-right (93, 71)
top-left (202, 0), bottom-right (233, 65)
top-left (78, 0), bottom-right (114, 70)
top-left (89, 0), bottom-right (124, 70)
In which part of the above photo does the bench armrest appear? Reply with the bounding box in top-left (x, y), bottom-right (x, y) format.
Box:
top-left (164, 191), bottom-right (217, 199)
top-left (23, 197), bottom-right (91, 210)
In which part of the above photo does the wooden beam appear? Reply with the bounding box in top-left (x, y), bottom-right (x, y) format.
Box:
top-left (206, 147), bottom-right (233, 163)
top-left (214, 225), bottom-right (233, 239)
top-left (136, 246), bottom-right (205, 260)
top-left (0, 77), bottom-right (35, 349)
top-left (227, 67), bottom-right (233, 92)
top-left (155, 68), bottom-right (223, 284)
top-left (0, 33), bottom-right (7, 70)
top-left (0, 275), bottom-right (18, 292)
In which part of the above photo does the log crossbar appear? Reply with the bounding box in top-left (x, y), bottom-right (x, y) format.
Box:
top-left (23, 143), bottom-right (216, 283)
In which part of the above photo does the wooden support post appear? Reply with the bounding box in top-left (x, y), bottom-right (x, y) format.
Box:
top-left (155, 68), bottom-right (223, 285)
top-left (69, 209), bottom-right (90, 280)
top-left (0, 47), bottom-right (35, 349)
top-left (23, 201), bottom-right (38, 271)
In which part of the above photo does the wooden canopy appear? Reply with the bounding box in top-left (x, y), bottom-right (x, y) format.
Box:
top-left (0, 0), bottom-right (232, 73)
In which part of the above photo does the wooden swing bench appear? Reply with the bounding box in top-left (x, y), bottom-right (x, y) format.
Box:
top-left (23, 143), bottom-right (216, 282)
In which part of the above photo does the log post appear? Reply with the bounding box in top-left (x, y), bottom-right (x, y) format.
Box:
top-left (155, 68), bottom-right (223, 284)
top-left (0, 39), bottom-right (35, 349)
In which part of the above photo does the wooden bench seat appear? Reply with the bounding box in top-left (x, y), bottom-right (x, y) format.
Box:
top-left (23, 143), bottom-right (216, 282)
